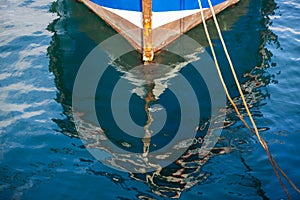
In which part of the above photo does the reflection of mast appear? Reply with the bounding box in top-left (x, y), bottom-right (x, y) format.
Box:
top-left (141, 81), bottom-right (165, 194)
top-left (142, 83), bottom-right (155, 158)
top-left (141, 62), bottom-right (157, 158)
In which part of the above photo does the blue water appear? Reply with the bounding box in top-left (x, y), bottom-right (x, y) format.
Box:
top-left (1, 0), bottom-right (300, 199)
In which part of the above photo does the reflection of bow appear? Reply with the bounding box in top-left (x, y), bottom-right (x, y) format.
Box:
top-left (114, 49), bottom-right (202, 100)
top-left (122, 64), bottom-right (179, 99)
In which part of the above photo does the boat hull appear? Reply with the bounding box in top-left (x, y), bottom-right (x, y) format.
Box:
top-left (80, 0), bottom-right (240, 53)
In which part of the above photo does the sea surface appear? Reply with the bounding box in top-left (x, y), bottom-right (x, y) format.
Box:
top-left (1, 0), bottom-right (300, 199)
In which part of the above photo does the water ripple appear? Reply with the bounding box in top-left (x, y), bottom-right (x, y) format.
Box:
top-left (1, 0), bottom-right (300, 199)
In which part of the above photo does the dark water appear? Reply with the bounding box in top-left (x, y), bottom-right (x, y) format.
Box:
top-left (1, 0), bottom-right (300, 199)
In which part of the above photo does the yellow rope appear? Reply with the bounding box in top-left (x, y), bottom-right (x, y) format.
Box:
top-left (197, 0), bottom-right (300, 198)
top-left (196, 0), bottom-right (253, 132)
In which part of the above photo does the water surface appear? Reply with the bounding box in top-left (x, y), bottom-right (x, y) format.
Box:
top-left (0, 0), bottom-right (300, 199)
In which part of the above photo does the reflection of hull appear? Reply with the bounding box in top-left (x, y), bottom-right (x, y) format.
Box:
top-left (80, 0), bottom-right (240, 53)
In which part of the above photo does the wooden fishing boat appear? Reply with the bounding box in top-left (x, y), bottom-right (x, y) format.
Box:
top-left (80, 0), bottom-right (240, 61)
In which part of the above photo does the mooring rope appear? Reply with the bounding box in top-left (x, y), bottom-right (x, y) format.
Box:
top-left (196, 0), bottom-right (253, 132)
top-left (197, 0), bottom-right (300, 198)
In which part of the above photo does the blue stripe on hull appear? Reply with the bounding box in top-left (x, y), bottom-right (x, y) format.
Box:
top-left (90, 0), bottom-right (226, 12)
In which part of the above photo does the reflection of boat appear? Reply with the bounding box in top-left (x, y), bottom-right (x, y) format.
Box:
top-left (79, 0), bottom-right (240, 61)
top-left (71, 31), bottom-right (229, 169)
top-left (49, 1), bottom-right (232, 196)
top-left (48, 0), bottom-right (279, 198)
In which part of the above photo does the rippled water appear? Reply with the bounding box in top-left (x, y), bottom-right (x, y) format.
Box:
top-left (1, 0), bottom-right (300, 199)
